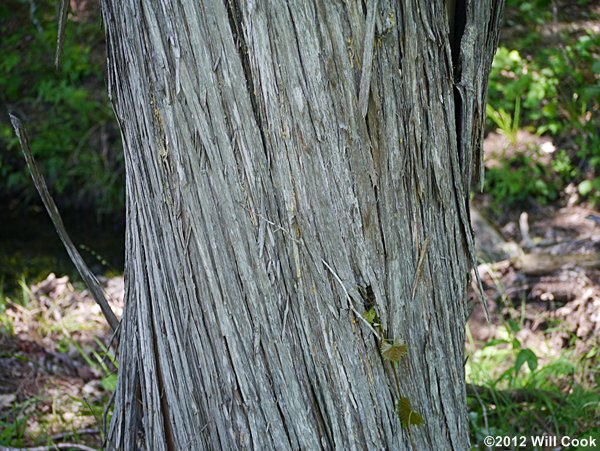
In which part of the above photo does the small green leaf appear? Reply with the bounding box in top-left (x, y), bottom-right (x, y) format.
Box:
top-left (507, 319), bottom-right (520, 333)
top-left (101, 373), bottom-right (118, 392)
top-left (585, 347), bottom-right (597, 359)
top-left (579, 180), bottom-right (593, 196)
top-left (381, 340), bottom-right (408, 363)
top-left (515, 348), bottom-right (538, 374)
top-left (483, 338), bottom-right (510, 348)
top-left (362, 307), bottom-right (377, 325)
top-left (524, 349), bottom-right (538, 372)
top-left (397, 397), bottom-right (424, 428)
top-left (512, 338), bottom-right (521, 350)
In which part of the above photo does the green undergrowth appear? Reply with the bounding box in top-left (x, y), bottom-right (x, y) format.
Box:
top-left (484, 0), bottom-right (600, 208)
top-left (0, 274), bottom-right (117, 447)
top-left (0, 0), bottom-right (123, 215)
top-left (466, 320), bottom-right (599, 449)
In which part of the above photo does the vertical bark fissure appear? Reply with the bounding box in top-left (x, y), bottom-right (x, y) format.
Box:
top-left (148, 302), bottom-right (176, 451)
top-left (274, 396), bottom-right (294, 448)
top-left (222, 337), bottom-right (254, 446)
top-left (257, 342), bottom-right (295, 448)
top-left (307, 379), bottom-right (335, 450)
top-left (451, 0), bottom-right (467, 192)
top-left (433, 367), bottom-right (455, 447)
top-left (285, 2), bottom-right (325, 146)
top-left (224, 0), bottom-right (269, 161)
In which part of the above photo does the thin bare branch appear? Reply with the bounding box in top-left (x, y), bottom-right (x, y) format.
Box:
top-left (55, 0), bottom-right (69, 68)
top-left (9, 114), bottom-right (119, 332)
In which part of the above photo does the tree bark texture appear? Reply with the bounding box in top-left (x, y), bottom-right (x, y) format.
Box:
top-left (101, 0), bottom-right (503, 449)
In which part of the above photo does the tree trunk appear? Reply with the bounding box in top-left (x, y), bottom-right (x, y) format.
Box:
top-left (101, 0), bottom-right (503, 449)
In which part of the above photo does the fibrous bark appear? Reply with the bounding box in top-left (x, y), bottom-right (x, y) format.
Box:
top-left (101, 0), bottom-right (503, 449)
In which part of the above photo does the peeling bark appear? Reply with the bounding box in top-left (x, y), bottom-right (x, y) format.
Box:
top-left (101, 0), bottom-right (504, 449)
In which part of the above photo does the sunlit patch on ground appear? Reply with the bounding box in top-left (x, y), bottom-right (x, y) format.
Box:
top-left (0, 274), bottom-right (122, 448)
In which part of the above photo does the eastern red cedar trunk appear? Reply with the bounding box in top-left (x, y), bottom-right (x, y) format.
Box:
top-left (101, 0), bottom-right (503, 449)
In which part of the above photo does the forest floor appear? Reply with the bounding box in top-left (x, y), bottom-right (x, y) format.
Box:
top-left (0, 276), bottom-right (123, 449)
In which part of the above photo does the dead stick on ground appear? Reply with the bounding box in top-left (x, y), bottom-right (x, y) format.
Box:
top-left (9, 114), bottom-right (119, 332)
top-left (466, 383), bottom-right (561, 403)
top-left (2, 444), bottom-right (97, 451)
top-left (51, 429), bottom-right (100, 442)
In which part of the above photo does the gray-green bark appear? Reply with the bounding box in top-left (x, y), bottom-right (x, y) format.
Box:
top-left (101, 0), bottom-right (503, 449)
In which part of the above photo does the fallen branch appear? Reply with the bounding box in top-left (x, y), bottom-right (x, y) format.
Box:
top-left (1, 444), bottom-right (97, 451)
top-left (467, 383), bottom-right (561, 404)
top-left (51, 430), bottom-right (100, 442)
top-left (511, 252), bottom-right (600, 275)
top-left (9, 114), bottom-right (119, 332)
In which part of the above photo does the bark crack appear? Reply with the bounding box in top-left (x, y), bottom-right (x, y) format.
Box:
top-left (434, 366), bottom-right (457, 449)
top-left (224, 0), bottom-right (270, 161)
top-left (223, 337), bottom-right (253, 446)
top-left (286, 3), bottom-right (324, 143)
top-left (148, 297), bottom-right (176, 450)
top-left (307, 380), bottom-right (334, 450)
top-left (451, 0), bottom-right (467, 182)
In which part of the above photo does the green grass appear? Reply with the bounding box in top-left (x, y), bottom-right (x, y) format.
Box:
top-left (0, 273), bottom-right (117, 448)
top-left (466, 323), bottom-right (599, 449)
top-left (0, 399), bottom-right (30, 447)
top-left (484, 1), bottom-right (600, 208)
